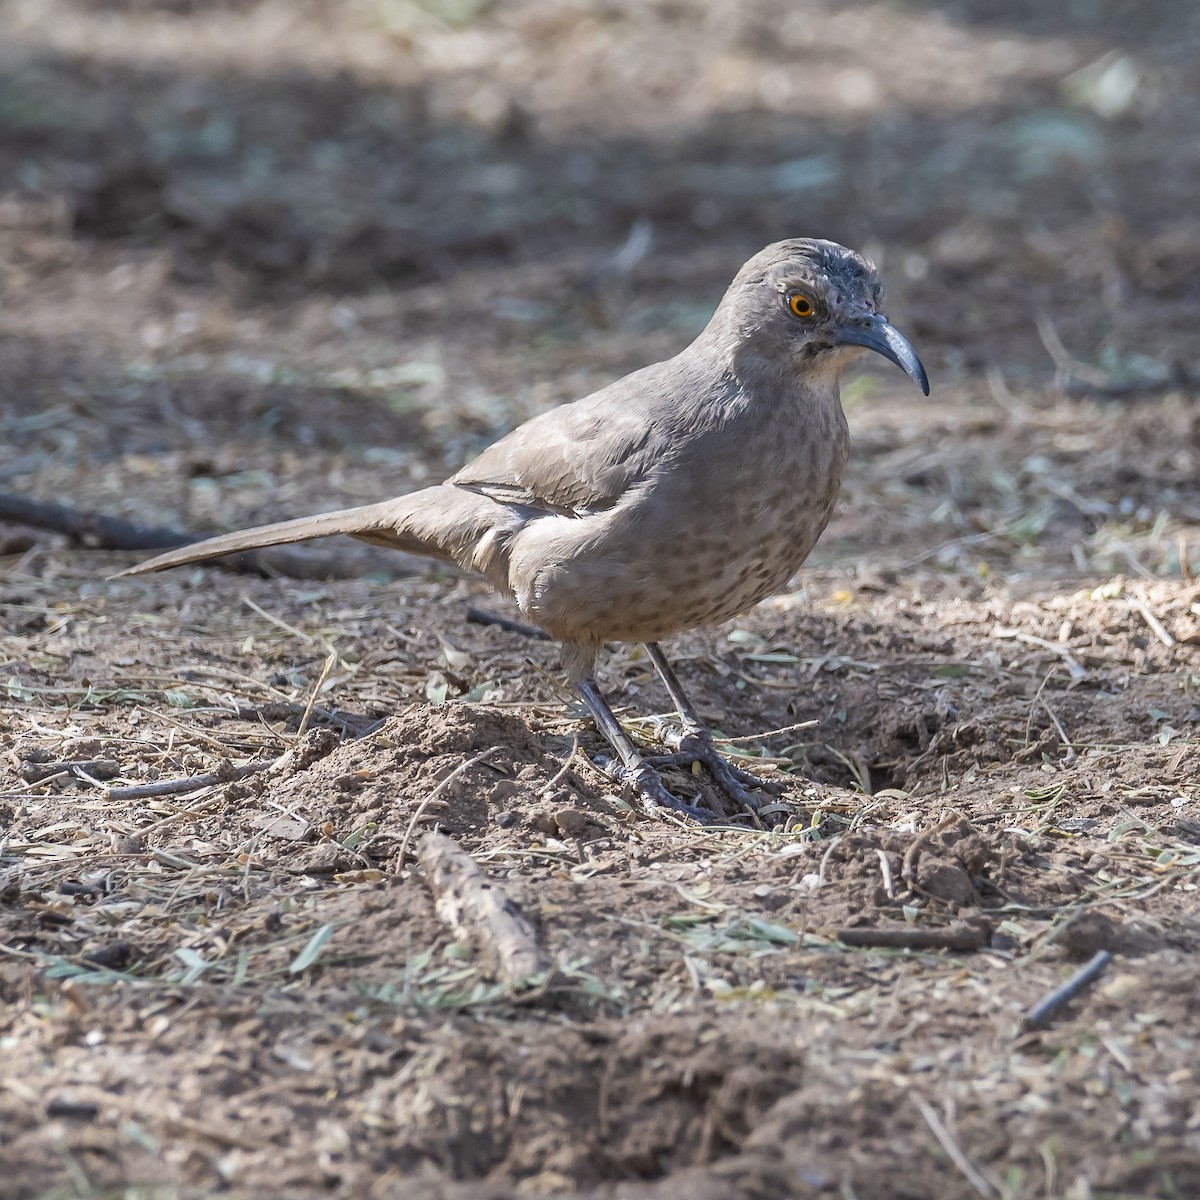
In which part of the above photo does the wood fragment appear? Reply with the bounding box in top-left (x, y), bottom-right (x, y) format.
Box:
top-left (103, 758), bottom-right (278, 801)
top-left (837, 922), bottom-right (987, 952)
top-left (418, 830), bottom-right (552, 985)
top-left (19, 759), bottom-right (120, 784)
top-left (1021, 949), bottom-right (1113, 1031)
top-left (0, 491), bottom-right (415, 579)
top-left (465, 606), bottom-right (551, 641)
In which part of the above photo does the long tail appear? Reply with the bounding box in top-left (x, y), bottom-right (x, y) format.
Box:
top-left (113, 486), bottom-right (499, 578)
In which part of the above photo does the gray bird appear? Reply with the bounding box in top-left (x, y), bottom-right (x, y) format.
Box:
top-left (118, 239), bottom-right (928, 821)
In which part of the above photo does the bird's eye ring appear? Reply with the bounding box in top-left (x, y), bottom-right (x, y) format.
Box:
top-left (788, 294), bottom-right (814, 319)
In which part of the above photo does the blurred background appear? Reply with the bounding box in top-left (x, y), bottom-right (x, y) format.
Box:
top-left (0, 0), bottom-right (1198, 580)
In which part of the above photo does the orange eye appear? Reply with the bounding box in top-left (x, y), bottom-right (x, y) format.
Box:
top-left (788, 294), bottom-right (814, 319)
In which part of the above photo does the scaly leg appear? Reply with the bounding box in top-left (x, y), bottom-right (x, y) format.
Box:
top-left (642, 642), bottom-right (781, 812)
top-left (574, 678), bottom-right (719, 823)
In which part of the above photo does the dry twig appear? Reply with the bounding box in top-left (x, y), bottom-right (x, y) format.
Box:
top-left (0, 490), bottom-right (414, 578)
top-left (1128, 597), bottom-right (1175, 649)
top-left (716, 719), bottom-right (818, 745)
top-left (103, 758), bottom-right (279, 801)
top-left (296, 648), bottom-right (339, 739)
top-left (1021, 950), bottom-right (1113, 1031)
top-left (465, 606), bottom-right (551, 641)
top-left (837, 922), bottom-right (988, 952)
top-left (418, 830), bottom-right (552, 984)
top-left (0, 492), bottom-right (195, 552)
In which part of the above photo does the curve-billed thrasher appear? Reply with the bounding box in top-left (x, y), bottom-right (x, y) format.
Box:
top-left (119, 239), bottom-right (928, 821)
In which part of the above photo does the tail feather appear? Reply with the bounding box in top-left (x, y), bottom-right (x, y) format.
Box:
top-left (114, 491), bottom-right (455, 577)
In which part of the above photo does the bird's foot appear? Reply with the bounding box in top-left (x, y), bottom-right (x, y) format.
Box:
top-left (644, 726), bottom-right (782, 814)
top-left (595, 756), bottom-right (723, 825)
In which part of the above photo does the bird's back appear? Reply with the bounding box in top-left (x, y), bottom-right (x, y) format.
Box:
top-left (494, 357), bottom-right (850, 651)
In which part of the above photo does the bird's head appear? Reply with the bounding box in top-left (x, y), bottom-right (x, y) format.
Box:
top-left (715, 238), bottom-right (929, 396)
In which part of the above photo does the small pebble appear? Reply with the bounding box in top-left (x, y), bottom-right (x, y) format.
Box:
top-left (530, 812), bottom-right (558, 836)
top-left (553, 807), bottom-right (590, 837)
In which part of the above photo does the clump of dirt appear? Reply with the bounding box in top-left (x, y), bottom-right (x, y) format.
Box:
top-left (353, 1015), bottom-right (804, 1188)
top-left (276, 704), bottom-right (623, 859)
top-left (802, 813), bottom-right (1075, 935)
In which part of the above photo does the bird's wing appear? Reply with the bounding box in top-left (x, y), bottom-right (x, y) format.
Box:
top-left (449, 362), bottom-right (672, 515)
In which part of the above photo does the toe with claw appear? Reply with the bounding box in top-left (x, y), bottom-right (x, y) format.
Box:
top-left (595, 755), bottom-right (722, 823)
top-left (655, 725), bottom-right (783, 795)
top-left (645, 725), bottom-right (782, 813)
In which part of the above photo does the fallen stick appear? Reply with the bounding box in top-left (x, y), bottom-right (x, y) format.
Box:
top-left (465, 606), bottom-right (551, 641)
top-left (418, 830), bottom-right (552, 985)
top-left (19, 758), bottom-right (120, 784)
top-left (0, 492), bottom-right (195, 552)
top-left (1021, 949), bottom-right (1113, 1031)
top-left (103, 757), bottom-right (279, 801)
top-left (0, 491), bottom-right (417, 580)
top-left (837, 922), bottom-right (988, 952)
top-left (1128, 597), bottom-right (1175, 649)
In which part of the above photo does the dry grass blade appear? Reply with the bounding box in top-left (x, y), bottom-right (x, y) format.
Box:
top-left (817, 835), bottom-right (843, 885)
top-left (876, 847), bottom-right (895, 899)
top-left (396, 746), bottom-right (500, 868)
top-left (912, 1094), bottom-right (999, 1199)
top-left (1128, 597), bottom-right (1175, 648)
top-left (241, 595), bottom-right (318, 643)
top-left (1038, 695), bottom-right (1076, 764)
top-left (715, 719), bottom-right (819, 745)
top-left (296, 647), bottom-right (338, 739)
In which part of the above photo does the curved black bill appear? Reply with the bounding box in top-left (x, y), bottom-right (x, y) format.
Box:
top-left (835, 317), bottom-right (930, 396)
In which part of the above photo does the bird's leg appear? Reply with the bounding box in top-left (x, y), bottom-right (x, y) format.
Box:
top-left (573, 678), bottom-right (720, 823)
top-left (641, 642), bottom-right (781, 811)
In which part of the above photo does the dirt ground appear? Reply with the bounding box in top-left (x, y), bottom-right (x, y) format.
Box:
top-left (2, 1), bottom-right (1199, 1197)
